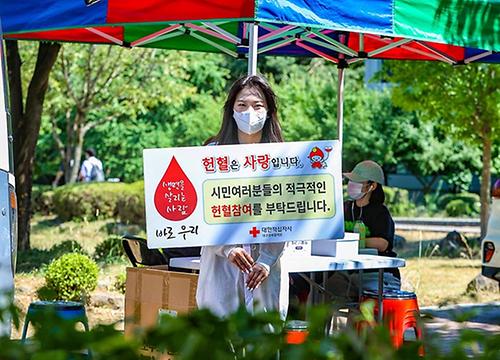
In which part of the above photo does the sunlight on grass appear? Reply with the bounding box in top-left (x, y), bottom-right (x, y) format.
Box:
top-left (30, 215), bottom-right (115, 254)
top-left (401, 258), bottom-right (500, 306)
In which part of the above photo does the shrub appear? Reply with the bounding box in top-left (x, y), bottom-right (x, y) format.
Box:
top-left (52, 182), bottom-right (129, 221)
top-left (438, 192), bottom-right (480, 216)
top-left (445, 199), bottom-right (473, 217)
top-left (383, 186), bottom-right (416, 216)
top-left (116, 180), bottom-right (145, 226)
top-left (51, 240), bottom-right (87, 256)
top-left (40, 253), bottom-right (99, 302)
top-left (51, 181), bottom-right (146, 225)
top-left (31, 185), bottom-right (55, 215)
top-left (94, 235), bottom-right (125, 263)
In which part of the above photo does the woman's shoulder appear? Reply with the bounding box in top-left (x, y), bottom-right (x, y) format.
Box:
top-left (373, 202), bottom-right (393, 219)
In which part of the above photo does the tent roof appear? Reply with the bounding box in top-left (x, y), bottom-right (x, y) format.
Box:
top-left (1, 0), bottom-right (499, 64)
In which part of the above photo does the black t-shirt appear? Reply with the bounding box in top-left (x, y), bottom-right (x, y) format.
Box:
top-left (344, 200), bottom-right (400, 278)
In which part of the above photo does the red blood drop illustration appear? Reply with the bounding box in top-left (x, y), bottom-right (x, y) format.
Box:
top-left (154, 156), bottom-right (197, 221)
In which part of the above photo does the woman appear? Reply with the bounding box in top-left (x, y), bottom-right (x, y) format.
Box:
top-left (327, 160), bottom-right (401, 300)
top-left (196, 75), bottom-right (288, 319)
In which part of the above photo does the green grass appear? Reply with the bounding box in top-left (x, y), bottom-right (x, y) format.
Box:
top-left (18, 214), bottom-right (142, 274)
top-left (30, 215), bottom-right (117, 253)
top-left (401, 258), bottom-right (499, 307)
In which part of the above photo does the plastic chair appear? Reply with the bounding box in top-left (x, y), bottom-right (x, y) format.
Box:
top-left (21, 301), bottom-right (89, 342)
top-left (360, 290), bottom-right (424, 354)
top-left (122, 235), bottom-right (168, 267)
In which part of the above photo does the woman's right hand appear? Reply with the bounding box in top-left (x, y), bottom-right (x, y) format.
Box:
top-left (228, 248), bottom-right (254, 273)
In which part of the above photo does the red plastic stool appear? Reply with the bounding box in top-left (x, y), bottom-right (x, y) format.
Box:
top-left (285, 320), bottom-right (309, 344)
top-left (360, 290), bottom-right (424, 354)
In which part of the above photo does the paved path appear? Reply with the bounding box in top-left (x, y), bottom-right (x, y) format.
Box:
top-left (421, 302), bottom-right (500, 353)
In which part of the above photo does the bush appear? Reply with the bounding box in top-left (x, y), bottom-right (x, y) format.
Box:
top-left (17, 240), bottom-right (88, 274)
top-left (438, 192), bottom-right (480, 217)
top-left (94, 235), bottom-right (125, 263)
top-left (116, 180), bottom-right (145, 226)
top-left (52, 182), bottom-right (129, 221)
top-left (383, 186), bottom-right (416, 216)
top-left (445, 199), bottom-right (472, 217)
top-left (51, 181), bottom-right (146, 225)
top-left (31, 185), bottom-right (55, 215)
top-left (39, 253), bottom-right (99, 302)
top-left (51, 240), bottom-right (87, 256)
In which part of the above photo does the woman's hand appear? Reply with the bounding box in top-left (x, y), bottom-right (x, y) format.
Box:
top-left (246, 263), bottom-right (270, 290)
top-left (228, 248), bottom-right (254, 273)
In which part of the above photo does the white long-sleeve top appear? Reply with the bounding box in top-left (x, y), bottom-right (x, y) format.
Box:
top-left (196, 242), bottom-right (288, 319)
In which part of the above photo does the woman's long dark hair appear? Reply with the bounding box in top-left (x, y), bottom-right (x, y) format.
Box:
top-left (205, 75), bottom-right (284, 145)
top-left (369, 181), bottom-right (386, 205)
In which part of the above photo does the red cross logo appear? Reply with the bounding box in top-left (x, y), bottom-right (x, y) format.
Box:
top-left (249, 226), bottom-right (260, 238)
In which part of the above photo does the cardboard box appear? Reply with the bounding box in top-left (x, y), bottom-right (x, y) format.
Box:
top-left (124, 265), bottom-right (198, 337)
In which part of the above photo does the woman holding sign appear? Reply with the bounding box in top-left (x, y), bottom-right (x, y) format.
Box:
top-left (196, 75), bottom-right (288, 319)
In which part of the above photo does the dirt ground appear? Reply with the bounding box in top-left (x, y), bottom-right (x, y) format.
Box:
top-left (12, 267), bottom-right (126, 339)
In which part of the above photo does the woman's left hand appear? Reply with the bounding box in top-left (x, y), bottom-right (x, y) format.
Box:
top-left (246, 263), bottom-right (269, 290)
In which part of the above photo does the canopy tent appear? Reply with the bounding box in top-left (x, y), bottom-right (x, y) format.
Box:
top-left (1, 0), bottom-right (499, 142)
top-left (2, 1), bottom-right (499, 61)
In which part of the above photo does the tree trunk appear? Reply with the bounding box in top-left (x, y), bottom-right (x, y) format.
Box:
top-left (67, 112), bottom-right (87, 183)
top-left (6, 41), bottom-right (61, 251)
top-left (480, 134), bottom-right (492, 239)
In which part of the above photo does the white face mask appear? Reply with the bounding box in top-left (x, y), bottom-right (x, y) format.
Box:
top-left (233, 108), bottom-right (267, 135)
top-left (347, 181), bottom-right (365, 200)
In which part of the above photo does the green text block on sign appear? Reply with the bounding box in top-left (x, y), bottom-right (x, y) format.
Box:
top-left (203, 174), bottom-right (335, 224)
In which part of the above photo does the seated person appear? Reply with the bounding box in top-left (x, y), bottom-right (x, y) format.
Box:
top-left (327, 160), bottom-right (401, 301)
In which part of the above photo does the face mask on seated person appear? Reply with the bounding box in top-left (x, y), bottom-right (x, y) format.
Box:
top-left (347, 181), bottom-right (365, 200)
top-left (233, 108), bottom-right (267, 135)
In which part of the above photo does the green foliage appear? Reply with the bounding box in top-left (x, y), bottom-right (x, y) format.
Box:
top-left (385, 62), bottom-right (499, 143)
top-left (445, 199), bottom-right (474, 217)
top-left (51, 181), bottom-right (147, 224)
top-left (437, 193), bottom-right (480, 210)
top-left (116, 181), bottom-right (145, 226)
top-left (2, 299), bottom-right (500, 359)
top-left (94, 236), bottom-right (125, 263)
top-left (31, 185), bottom-right (55, 215)
top-left (33, 52), bottom-right (498, 189)
top-left (51, 240), bottom-right (87, 255)
top-left (17, 240), bottom-right (88, 274)
top-left (385, 61), bottom-right (499, 228)
top-left (277, 59), bottom-right (341, 142)
top-left (113, 273), bottom-right (126, 294)
top-left (52, 182), bottom-right (128, 221)
top-left (40, 253), bottom-right (99, 302)
top-left (384, 186), bottom-right (417, 217)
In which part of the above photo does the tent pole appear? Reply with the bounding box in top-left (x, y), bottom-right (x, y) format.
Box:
top-left (247, 23), bottom-right (258, 75)
top-left (337, 66), bottom-right (345, 145)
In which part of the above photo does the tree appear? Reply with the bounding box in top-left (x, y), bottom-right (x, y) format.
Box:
top-left (6, 40), bottom-right (61, 250)
top-left (385, 61), bottom-right (499, 236)
top-left (46, 45), bottom-right (196, 184)
top-left (39, 50), bottom-right (228, 183)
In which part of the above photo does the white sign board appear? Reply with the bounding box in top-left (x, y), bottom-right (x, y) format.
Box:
top-left (143, 140), bottom-right (344, 248)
